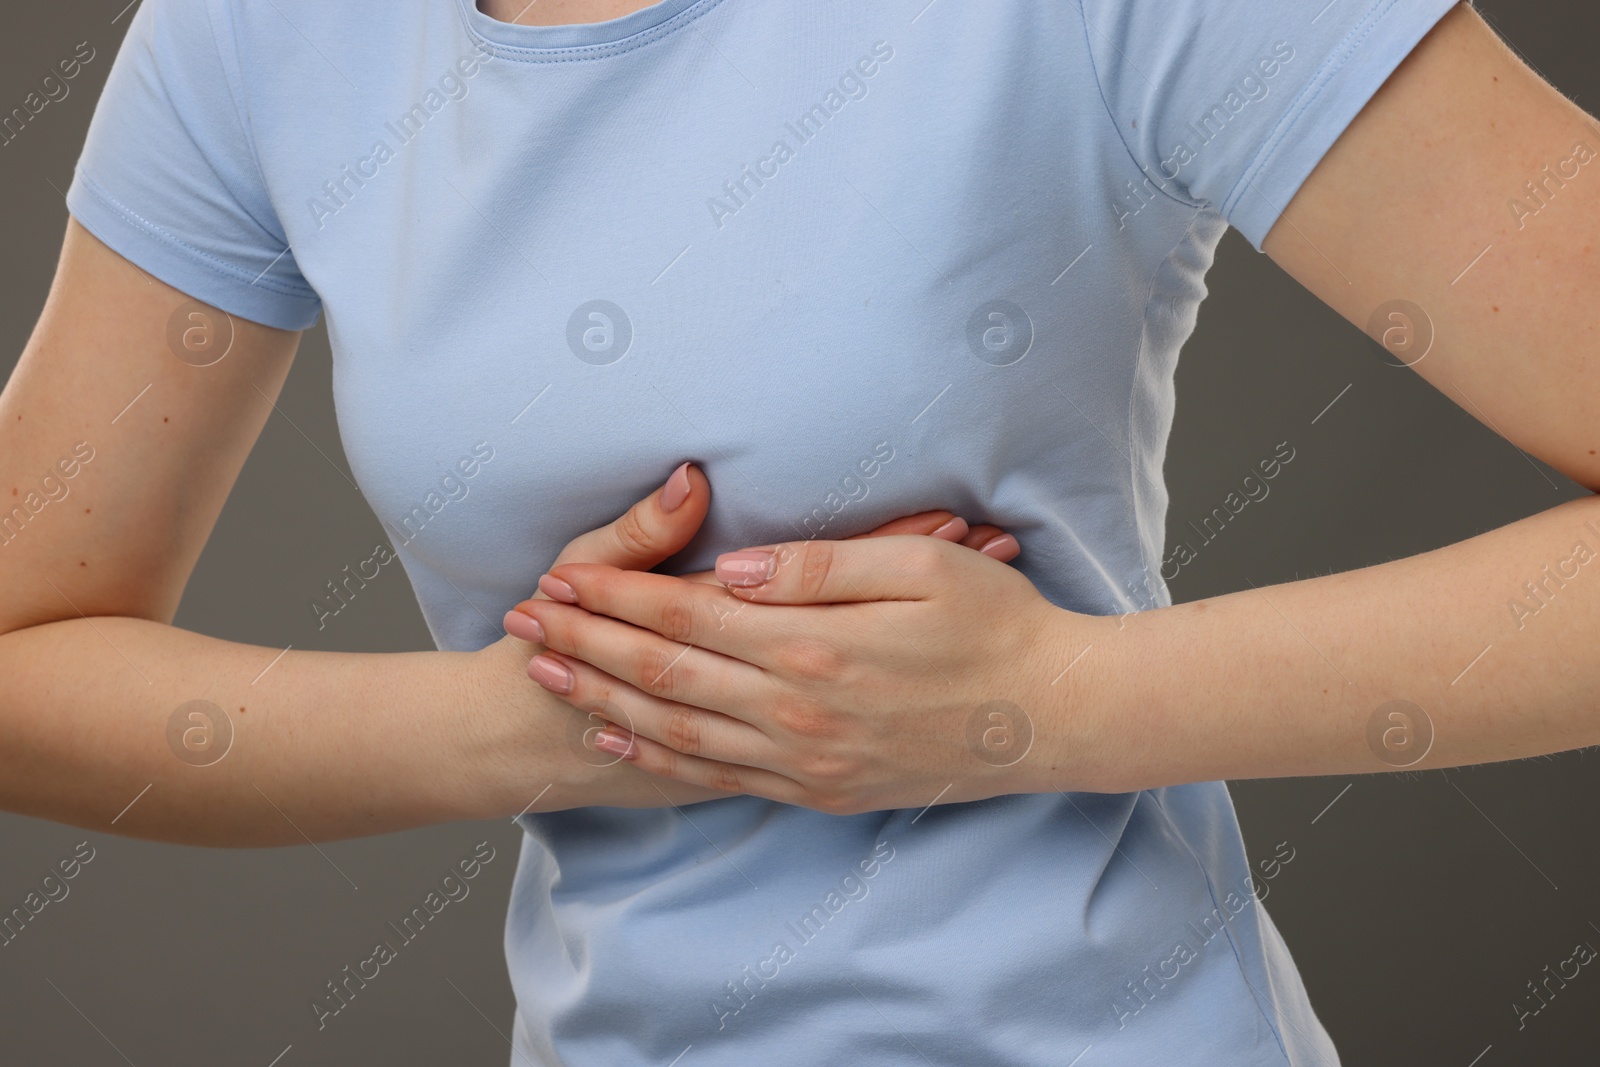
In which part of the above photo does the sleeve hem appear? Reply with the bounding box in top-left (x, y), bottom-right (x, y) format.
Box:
top-left (1223, 0), bottom-right (1463, 249)
top-left (66, 167), bottom-right (321, 332)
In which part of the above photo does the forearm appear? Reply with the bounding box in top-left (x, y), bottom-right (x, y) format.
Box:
top-left (0, 615), bottom-right (496, 844)
top-left (1054, 493), bottom-right (1600, 793)
top-left (0, 616), bottom-right (709, 845)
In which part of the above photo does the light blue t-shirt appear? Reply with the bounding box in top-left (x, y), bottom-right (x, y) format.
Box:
top-left (68, 0), bottom-right (1457, 1061)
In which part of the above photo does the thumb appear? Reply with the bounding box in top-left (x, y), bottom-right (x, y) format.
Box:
top-left (550, 461), bottom-right (709, 572)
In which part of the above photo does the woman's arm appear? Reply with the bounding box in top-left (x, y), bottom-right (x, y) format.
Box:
top-left (1060, 492), bottom-right (1600, 793)
top-left (0, 219), bottom-right (618, 844)
top-left (0, 223), bottom-right (1019, 841)
top-left (0, 221), bottom-right (752, 843)
top-left (0, 615), bottom-right (497, 844)
top-left (1072, 3), bottom-right (1600, 790)
top-left (495, 480), bottom-right (1600, 806)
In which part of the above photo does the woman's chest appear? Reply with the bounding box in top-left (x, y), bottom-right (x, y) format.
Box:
top-left (267, 0), bottom-right (1189, 589)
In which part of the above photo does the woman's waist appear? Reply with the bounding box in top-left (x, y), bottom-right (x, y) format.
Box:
top-left (513, 787), bottom-right (1246, 939)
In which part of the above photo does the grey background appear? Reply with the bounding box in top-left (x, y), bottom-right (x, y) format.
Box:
top-left (1, 2), bottom-right (1596, 1064)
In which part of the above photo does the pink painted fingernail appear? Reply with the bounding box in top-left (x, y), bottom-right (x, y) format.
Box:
top-left (538, 574), bottom-right (579, 603)
top-left (503, 609), bottom-right (545, 644)
top-left (979, 533), bottom-right (1020, 562)
top-left (593, 728), bottom-right (636, 759)
top-left (930, 517), bottom-right (968, 541)
top-left (716, 549), bottom-right (776, 587)
top-left (527, 655), bottom-right (574, 693)
top-left (660, 462), bottom-right (692, 513)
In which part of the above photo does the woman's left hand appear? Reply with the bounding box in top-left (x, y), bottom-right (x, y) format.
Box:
top-left (504, 536), bottom-right (1104, 814)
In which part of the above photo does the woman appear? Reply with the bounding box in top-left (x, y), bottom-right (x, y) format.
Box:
top-left (3, 0), bottom-right (1595, 1062)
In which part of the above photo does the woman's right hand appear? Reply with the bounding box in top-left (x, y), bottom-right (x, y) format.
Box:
top-left (467, 462), bottom-right (1020, 814)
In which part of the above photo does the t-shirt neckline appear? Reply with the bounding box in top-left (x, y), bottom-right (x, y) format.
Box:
top-left (454, 0), bottom-right (717, 57)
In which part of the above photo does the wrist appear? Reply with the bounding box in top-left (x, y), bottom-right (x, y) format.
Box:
top-left (1019, 603), bottom-right (1149, 796)
top-left (454, 640), bottom-right (580, 820)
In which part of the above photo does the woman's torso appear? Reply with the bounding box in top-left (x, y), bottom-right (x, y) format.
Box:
top-left (144, 0), bottom-right (1346, 1061)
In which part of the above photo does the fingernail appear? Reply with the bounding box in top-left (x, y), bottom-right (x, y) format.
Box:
top-left (538, 574), bottom-right (579, 603)
top-left (593, 728), bottom-right (636, 759)
top-left (930, 517), bottom-right (968, 541)
top-left (717, 549), bottom-right (776, 587)
top-left (979, 533), bottom-right (1020, 562)
top-left (527, 655), bottom-right (574, 693)
top-left (503, 609), bottom-right (545, 644)
top-left (660, 462), bottom-right (692, 513)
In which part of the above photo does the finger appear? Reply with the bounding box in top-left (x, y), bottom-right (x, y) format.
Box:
top-left (962, 523), bottom-right (1002, 549)
top-left (526, 565), bottom-right (793, 664)
top-left (711, 535), bottom-right (960, 604)
top-left (846, 510), bottom-right (963, 540)
top-left (592, 724), bottom-right (810, 805)
top-left (548, 461), bottom-right (709, 574)
top-left (534, 658), bottom-right (809, 801)
top-left (671, 515), bottom-right (960, 587)
top-left (963, 525), bottom-right (1021, 562)
top-left (669, 513), bottom-right (1009, 587)
top-left (507, 463), bottom-right (709, 651)
top-left (517, 596), bottom-right (776, 715)
top-left (531, 650), bottom-right (783, 770)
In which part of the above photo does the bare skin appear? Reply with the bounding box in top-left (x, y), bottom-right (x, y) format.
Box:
top-left (480, 0), bottom-right (661, 28)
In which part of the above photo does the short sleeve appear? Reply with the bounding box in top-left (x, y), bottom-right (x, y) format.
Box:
top-left (66, 0), bottom-right (320, 330)
top-left (1079, 0), bottom-right (1462, 249)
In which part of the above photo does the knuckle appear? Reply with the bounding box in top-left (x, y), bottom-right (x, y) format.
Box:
top-left (651, 746), bottom-right (679, 781)
top-left (547, 610), bottom-right (582, 656)
top-left (774, 637), bottom-right (844, 681)
top-left (706, 763), bottom-right (744, 794)
top-left (794, 540), bottom-right (838, 599)
top-left (663, 705), bottom-right (703, 756)
top-left (567, 613), bottom-right (612, 665)
top-left (636, 646), bottom-right (686, 699)
top-left (798, 749), bottom-right (852, 782)
top-left (609, 506), bottom-right (660, 558)
top-left (771, 696), bottom-right (838, 741)
top-left (572, 686), bottom-right (613, 717)
top-left (906, 537), bottom-right (947, 580)
top-left (657, 592), bottom-right (700, 645)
